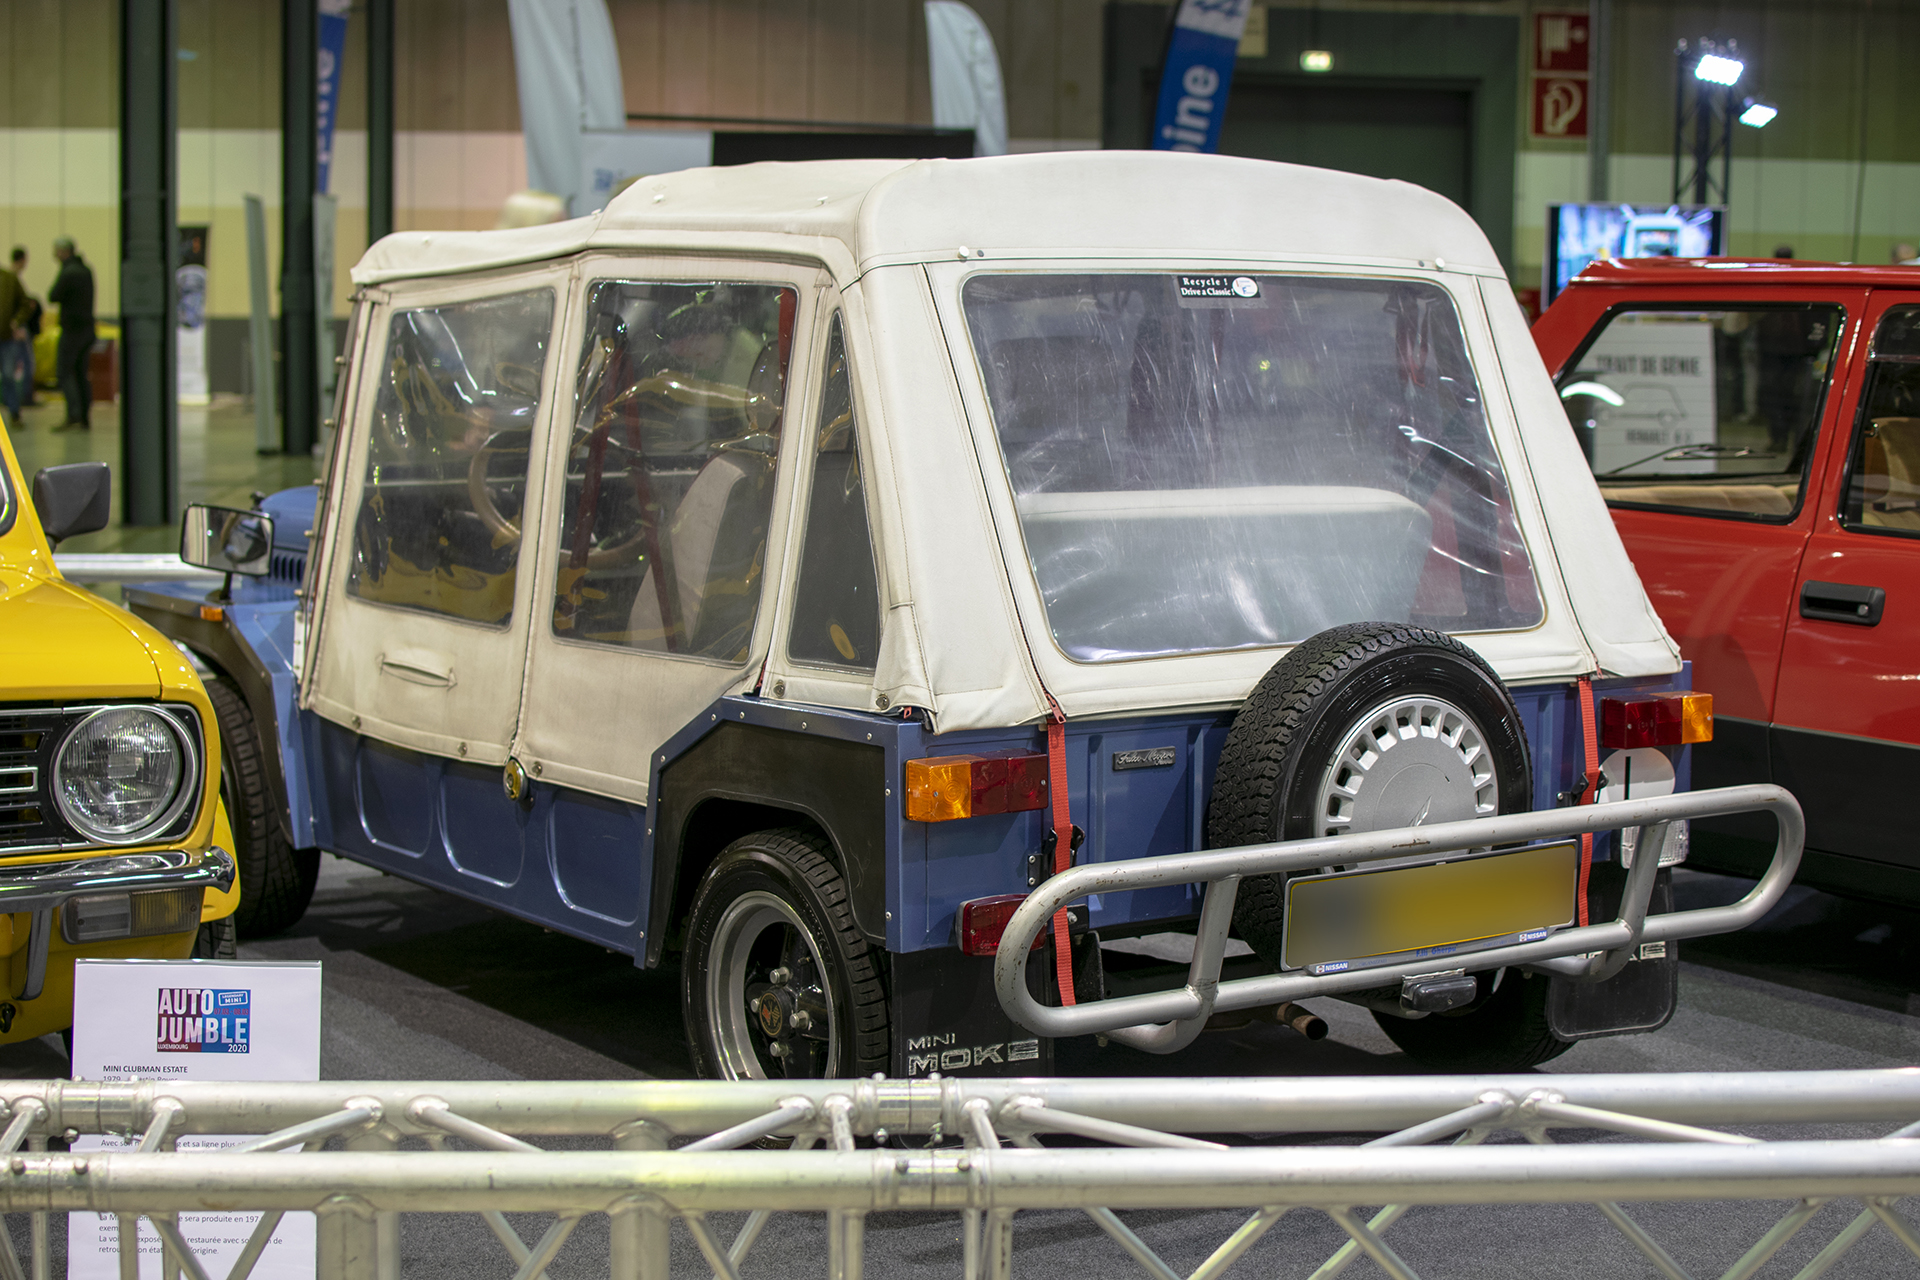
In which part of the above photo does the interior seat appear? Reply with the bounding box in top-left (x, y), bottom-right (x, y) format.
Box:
top-left (626, 451), bottom-right (774, 657)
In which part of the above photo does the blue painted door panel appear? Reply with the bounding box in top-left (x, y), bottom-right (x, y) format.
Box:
top-left (307, 712), bottom-right (643, 951)
top-left (548, 790), bottom-right (647, 926)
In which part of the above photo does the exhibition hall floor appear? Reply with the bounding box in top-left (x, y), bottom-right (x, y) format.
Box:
top-left (8, 395), bottom-right (318, 555)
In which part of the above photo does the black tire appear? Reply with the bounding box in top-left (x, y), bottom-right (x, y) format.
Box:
top-left (205, 677), bottom-right (319, 938)
top-left (682, 829), bottom-right (889, 1080)
top-left (1208, 622), bottom-right (1556, 1069)
top-left (1370, 969), bottom-right (1570, 1071)
top-left (191, 914), bottom-right (238, 959)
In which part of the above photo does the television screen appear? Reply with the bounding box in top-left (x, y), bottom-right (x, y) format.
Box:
top-left (1544, 204), bottom-right (1726, 302)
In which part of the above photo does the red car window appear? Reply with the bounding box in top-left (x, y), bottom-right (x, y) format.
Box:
top-left (1556, 304), bottom-right (1844, 522)
top-left (1841, 304), bottom-right (1920, 536)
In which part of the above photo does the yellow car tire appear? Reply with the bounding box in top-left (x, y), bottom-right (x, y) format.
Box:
top-left (191, 914), bottom-right (238, 959)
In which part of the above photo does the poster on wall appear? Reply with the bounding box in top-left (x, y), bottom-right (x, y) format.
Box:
top-left (68, 959), bottom-right (324, 1280)
top-left (176, 226), bottom-right (209, 407)
top-left (578, 129), bottom-right (714, 213)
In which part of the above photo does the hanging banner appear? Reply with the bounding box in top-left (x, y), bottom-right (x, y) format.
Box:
top-left (1150, 0), bottom-right (1253, 153)
top-left (316, 0), bottom-right (351, 192)
top-left (925, 1), bottom-right (1008, 157)
top-left (68, 959), bottom-right (324, 1280)
top-left (508, 0), bottom-right (627, 214)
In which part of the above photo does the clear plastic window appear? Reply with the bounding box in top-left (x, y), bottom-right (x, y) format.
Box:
top-left (1559, 306), bottom-right (1842, 520)
top-left (1843, 306), bottom-right (1920, 536)
top-left (551, 281), bottom-right (796, 662)
top-left (347, 289), bottom-right (554, 626)
top-left (788, 314), bottom-right (881, 671)
top-left (962, 272), bottom-right (1542, 663)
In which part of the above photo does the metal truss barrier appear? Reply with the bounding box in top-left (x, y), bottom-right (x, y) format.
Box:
top-left (0, 1071), bottom-right (1915, 1280)
top-left (996, 784), bottom-right (1803, 1052)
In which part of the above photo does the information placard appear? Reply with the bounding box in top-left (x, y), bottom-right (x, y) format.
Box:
top-left (68, 959), bottom-right (323, 1280)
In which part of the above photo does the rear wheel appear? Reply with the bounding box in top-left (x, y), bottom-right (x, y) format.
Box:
top-left (1209, 622), bottom-right (1568, 1069)
top-left (205, 677), bottom-right (319, 937)
top-left (682, 830), bottom-right (888, 1080)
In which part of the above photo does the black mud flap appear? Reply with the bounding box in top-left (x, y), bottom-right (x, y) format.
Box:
top-left (1547, 863), bottom-right (1678, 1042)
top-left (889, 929), bottom-right (1104, 1079)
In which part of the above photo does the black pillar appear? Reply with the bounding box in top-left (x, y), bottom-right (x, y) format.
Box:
top-left (367, 0), bottom-right (395, 245)
top-left (118, 0), bottom-right (177, 526)
top-left (281, 0), bottom-right (318, 456)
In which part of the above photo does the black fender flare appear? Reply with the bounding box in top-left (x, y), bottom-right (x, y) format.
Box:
top-left (646, 720), bottom-right (886, 967)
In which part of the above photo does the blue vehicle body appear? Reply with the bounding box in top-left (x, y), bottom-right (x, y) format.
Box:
top-left (130, 488), bottom-right (1693, 987)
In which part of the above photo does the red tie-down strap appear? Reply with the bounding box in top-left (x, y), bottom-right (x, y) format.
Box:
top-left (1577, 675), bottom-right (1599, 927)
top-left (1046, 701), bottom-right (1077, 1006)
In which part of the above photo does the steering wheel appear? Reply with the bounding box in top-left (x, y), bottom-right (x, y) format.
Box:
top-left (467, 366), bottom-right (780, 572)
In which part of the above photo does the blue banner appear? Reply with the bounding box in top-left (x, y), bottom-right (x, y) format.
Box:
top-left (1150, 0), bottom-right (1252, 153)
top-left (316, 0), bottom-right (351, 192)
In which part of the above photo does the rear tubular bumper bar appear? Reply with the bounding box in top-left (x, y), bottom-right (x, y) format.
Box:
top-left (993, 784), bottom-right (1801, 1052)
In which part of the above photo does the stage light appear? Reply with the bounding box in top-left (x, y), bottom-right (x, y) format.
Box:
top-left (1694, 53), bottom-right (1744, 85)
top-left (1739, 100), bottom-right (1777, 128)
top-left (1300, 50), bottom-right (1333, 73)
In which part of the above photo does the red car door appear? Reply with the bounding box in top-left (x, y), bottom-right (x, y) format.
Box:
top-left (1771, 291), bottom-right (1920, 876)
top-left (1541, 285), bottom-right (1864, 807)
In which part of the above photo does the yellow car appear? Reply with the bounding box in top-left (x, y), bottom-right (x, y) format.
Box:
top-left (0, 422), bottom-right (238, 1045)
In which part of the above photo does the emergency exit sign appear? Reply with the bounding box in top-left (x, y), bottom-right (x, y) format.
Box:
top-left (1531, 11), bottom-right (1591, 139)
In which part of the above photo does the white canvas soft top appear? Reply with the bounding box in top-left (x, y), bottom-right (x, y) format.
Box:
top-left (344, 153), bottom-right (1678, 733)
top-left (351, 152), bottom-right (1506, 286)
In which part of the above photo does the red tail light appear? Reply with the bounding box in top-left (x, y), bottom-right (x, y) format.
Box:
top-left (959, 894), bottom-right (1033, 956)
top-left (905, 752), bottom-right (1048, 823)
top-left (1600, 692), bottom-right (1713, 749)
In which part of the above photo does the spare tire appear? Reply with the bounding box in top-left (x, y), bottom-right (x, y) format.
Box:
top-left (1210, 622), bottom-right (1569, 1069)
top-left (1209, 621), bottom-right (1533, 969)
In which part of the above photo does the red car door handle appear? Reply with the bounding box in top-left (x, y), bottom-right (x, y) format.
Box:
top-left (1800, 580), bottom-right (1886, 626)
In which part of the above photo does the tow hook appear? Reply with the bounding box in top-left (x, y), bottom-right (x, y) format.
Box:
top-left (1401, 970), bottom-right (1477, 1015)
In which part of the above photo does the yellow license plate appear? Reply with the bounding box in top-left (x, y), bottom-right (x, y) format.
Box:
top-left (1281, 841), bottom-right (1579, 972)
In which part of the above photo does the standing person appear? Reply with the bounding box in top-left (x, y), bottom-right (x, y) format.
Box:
top-left (0, 248), bottom-right (32, 428)
top-left (47, 236), bottom-right (94, 431)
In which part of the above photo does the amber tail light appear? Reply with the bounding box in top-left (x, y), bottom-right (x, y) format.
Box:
top-left (904, 752), bottom-right (1048, 823)
top-left (1599, 692), bottom-right (1713, 749)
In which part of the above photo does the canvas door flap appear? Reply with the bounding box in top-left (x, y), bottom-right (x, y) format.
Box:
top-left (308, 272), bottom-right (569, 762)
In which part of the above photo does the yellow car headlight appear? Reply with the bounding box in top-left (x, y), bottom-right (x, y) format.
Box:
top-left (52, 707), bottom-right (198, 844)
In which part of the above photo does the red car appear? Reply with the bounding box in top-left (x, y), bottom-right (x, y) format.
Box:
top-left (1537, 259), bottom-right (1920, 906)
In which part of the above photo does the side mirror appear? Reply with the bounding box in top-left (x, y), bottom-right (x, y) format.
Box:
top-left (180, 504), bottom-right (275, 577)
top-left (30, 463), bottom-right (112, 545)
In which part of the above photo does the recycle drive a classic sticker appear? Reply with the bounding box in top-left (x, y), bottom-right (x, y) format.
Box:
top-left (1178, 274), bottom-right (1262, 299)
